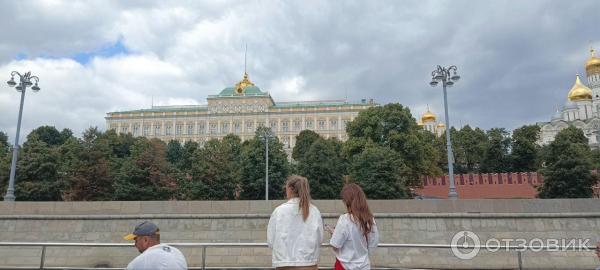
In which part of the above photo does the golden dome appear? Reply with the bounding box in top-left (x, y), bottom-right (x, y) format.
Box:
top-left (235, 72), bottom-right (255, 94)
top-left (417, 120), bottom-right (424, 126)
top-left (585, 47), bottom-right (600, 76)
top-left (436, 122), bottom-right (445, 129)
top-left (421, 109), bottom-right (436, 123)
top-left (567, 74), bottom-right (592, 101)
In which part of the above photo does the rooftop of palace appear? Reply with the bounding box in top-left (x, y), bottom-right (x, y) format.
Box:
top-left (107, 99), bottom-right (375, 114)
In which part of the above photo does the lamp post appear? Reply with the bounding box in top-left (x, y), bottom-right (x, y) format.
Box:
top-left (430, 65), bottom-right (460, 199)
top-left (260, 130), bottom-right (275, 200)
top-left (4, 71), bottom-right (41, 202)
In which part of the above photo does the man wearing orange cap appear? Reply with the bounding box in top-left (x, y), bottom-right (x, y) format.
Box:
top-left (124, 221), bottom-right (188, 270)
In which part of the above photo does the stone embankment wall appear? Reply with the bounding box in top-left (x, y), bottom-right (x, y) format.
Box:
top-left (0, 199), bottom-right (599, 269)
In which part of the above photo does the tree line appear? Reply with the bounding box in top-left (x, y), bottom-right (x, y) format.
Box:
top-left (0, 103), bottom-right (597, 200)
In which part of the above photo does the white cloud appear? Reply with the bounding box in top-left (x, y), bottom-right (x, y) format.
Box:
top-left (0, 0), bottom-right (599, 141)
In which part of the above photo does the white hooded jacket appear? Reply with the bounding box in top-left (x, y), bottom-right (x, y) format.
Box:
top-left (267, 198), bottom-right (324, 267)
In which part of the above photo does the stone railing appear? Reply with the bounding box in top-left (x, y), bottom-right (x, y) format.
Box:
top-left (0, 199), bottom-right (599, 269)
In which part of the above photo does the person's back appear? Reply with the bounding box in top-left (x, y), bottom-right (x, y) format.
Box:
top-left (329, 184), bottom-right (379, 270)
top-left (123, 221), bottom-right (188, 270)
top-left (126, 243), bottom-right (187, 270)
top-left (267, 175), bottom-right (323, 269)
top-left (330, 214), bottom-right (378, 270)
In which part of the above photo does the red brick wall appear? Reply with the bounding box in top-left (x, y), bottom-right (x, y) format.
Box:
top-left (414, 172), bottom-right (600, 199)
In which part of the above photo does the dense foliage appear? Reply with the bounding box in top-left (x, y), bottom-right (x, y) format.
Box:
top-left (0, 106), bottom-right (597, 200)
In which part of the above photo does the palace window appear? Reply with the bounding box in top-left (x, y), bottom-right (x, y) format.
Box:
top-left (318, 120), bottom-right (326, 130)
top-left (110, 125), bottom-right (117, 131)
top-left (143, 125), bottom-right (150, 136)
top-left (121, 126), bottom-right (129, 134)
top-left (246, 122), bottom-right (254, 132)
top-left (222, 122), bottom-right (230, 133)
top-left (187, 124), bottom-right (194, 135)
top-left (155, 125), bottom-right (161, 136)
top-left (293, 120), bottom-right (301, 130)
top-left (234, 122), bottom-right (241, 133)
top-left (166, 125), bottom-right (172, 136)
top-left (198, 123), bottom-right (205, 134)
top-left (132, 124), bottom-right (140, 136)
top-left (305, 120), bottom-right (313, 129)
top-left (270, 121), bottom-right (278, 131)
top-left (209, 123), bottom-right (218, 134)
top-left (282, 121), bottom-right (289, 132)
top-left (176, 124), bottom-right (183, 135)
top-left (330, 120), bottom-right (338, 130)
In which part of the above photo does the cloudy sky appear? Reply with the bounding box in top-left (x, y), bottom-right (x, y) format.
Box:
top-left (0, 0), bottom-right (598, 141)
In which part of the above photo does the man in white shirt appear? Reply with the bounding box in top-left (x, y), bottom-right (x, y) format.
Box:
top-left (123, 221), bottom-right (188, 270)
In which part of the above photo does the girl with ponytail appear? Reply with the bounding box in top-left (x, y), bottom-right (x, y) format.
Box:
top-left (267, 175), bottom-right (323, 270)
top-left (328, 183), bottom-right (379, 270)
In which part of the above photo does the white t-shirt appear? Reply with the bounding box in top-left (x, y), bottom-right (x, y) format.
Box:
top-left (267, 198), bottom-right (324, 267)
top-left (126, 244), bottom-right (188, 270)
top-left (330, 214), bottom-right (379, 270)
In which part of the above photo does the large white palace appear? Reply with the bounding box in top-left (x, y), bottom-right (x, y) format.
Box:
top-left (105, 72), bottom-right (376, 150)
top-left (538, 47), bottom-right (600, 147)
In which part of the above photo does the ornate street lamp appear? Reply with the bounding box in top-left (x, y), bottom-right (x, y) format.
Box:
top-left (430, 65), bottom-right (460, 199)
top-left (4, 71), bottom-right (41, 201)
top-left (260, 129), bottom-right (275, 200)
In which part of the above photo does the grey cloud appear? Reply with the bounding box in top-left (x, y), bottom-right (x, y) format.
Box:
top-left (0, 0), bottom-right (599, 141)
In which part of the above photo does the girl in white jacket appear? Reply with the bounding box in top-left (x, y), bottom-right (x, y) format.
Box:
top-left (267, 175), bottom-right (323, 270)
top-left (328, 183), bottom-right (379, 270)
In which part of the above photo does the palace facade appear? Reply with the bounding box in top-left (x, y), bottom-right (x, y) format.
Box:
top-left (538, 47), bottom-right (600, 147)
top-left (105, 73), bottom-right (376, 150)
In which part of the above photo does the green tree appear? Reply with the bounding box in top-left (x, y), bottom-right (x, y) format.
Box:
top-left (590, 148), bottom-right (600, 170)
top-left (510, 125), bottom-right (541, 172)
top-left (112, 138), bottom-right (177, 200)
top-left (166, 140), bottom-right (183, 166)
top-left (348, 145), bottom-right (411, 199)
top-left (480, 128), bottom-right (512, 173)
top-left (179, 141), bottom-right (199, 173)
top-left (103, 129), bottom-right (136, 159)
top-left (185, 135), bottom-right (242, 200)
top-left (239, 127), bottom-right (289, 200)
top-left (448, 125), bottom-right (488, 173)
top-left (538, 126), bottom-right (598, 198)
top-left (298, 138), bottom-right (345, 199)
top-left (344, 103), bottom-right (442, 187)
top-left (292, 130), bottom-right (321, 161)
top-left (14, 134), bottom-right (64, 201)
top-left (27, 126), bottom-right (73, 146)
top-left (0, 131), bottom-right (8, 154)
top-left (0, 132), bottom-right (11, 196)
top-left (60, 128), bottom-right (115, 201)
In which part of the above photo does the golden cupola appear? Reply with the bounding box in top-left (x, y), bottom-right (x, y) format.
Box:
top-left (586, 46), bottom-right (600, 76)
top-left (567, 74), bottom-right (592, 101)
top-left (235, 72), bottom-right (255, 94)
top-left (421, 108), bottom-right (436, 123)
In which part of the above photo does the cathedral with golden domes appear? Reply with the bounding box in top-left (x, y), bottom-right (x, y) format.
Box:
top-left (417, 106), bottom-right (446, 137)
top-left (539, 47), bottom-right (600, 147)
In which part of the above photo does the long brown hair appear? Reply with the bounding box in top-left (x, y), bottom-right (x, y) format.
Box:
top-left (341, 183), bottom-right (374, 238)
top-left (286, 175), bottom-right (312, 221)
